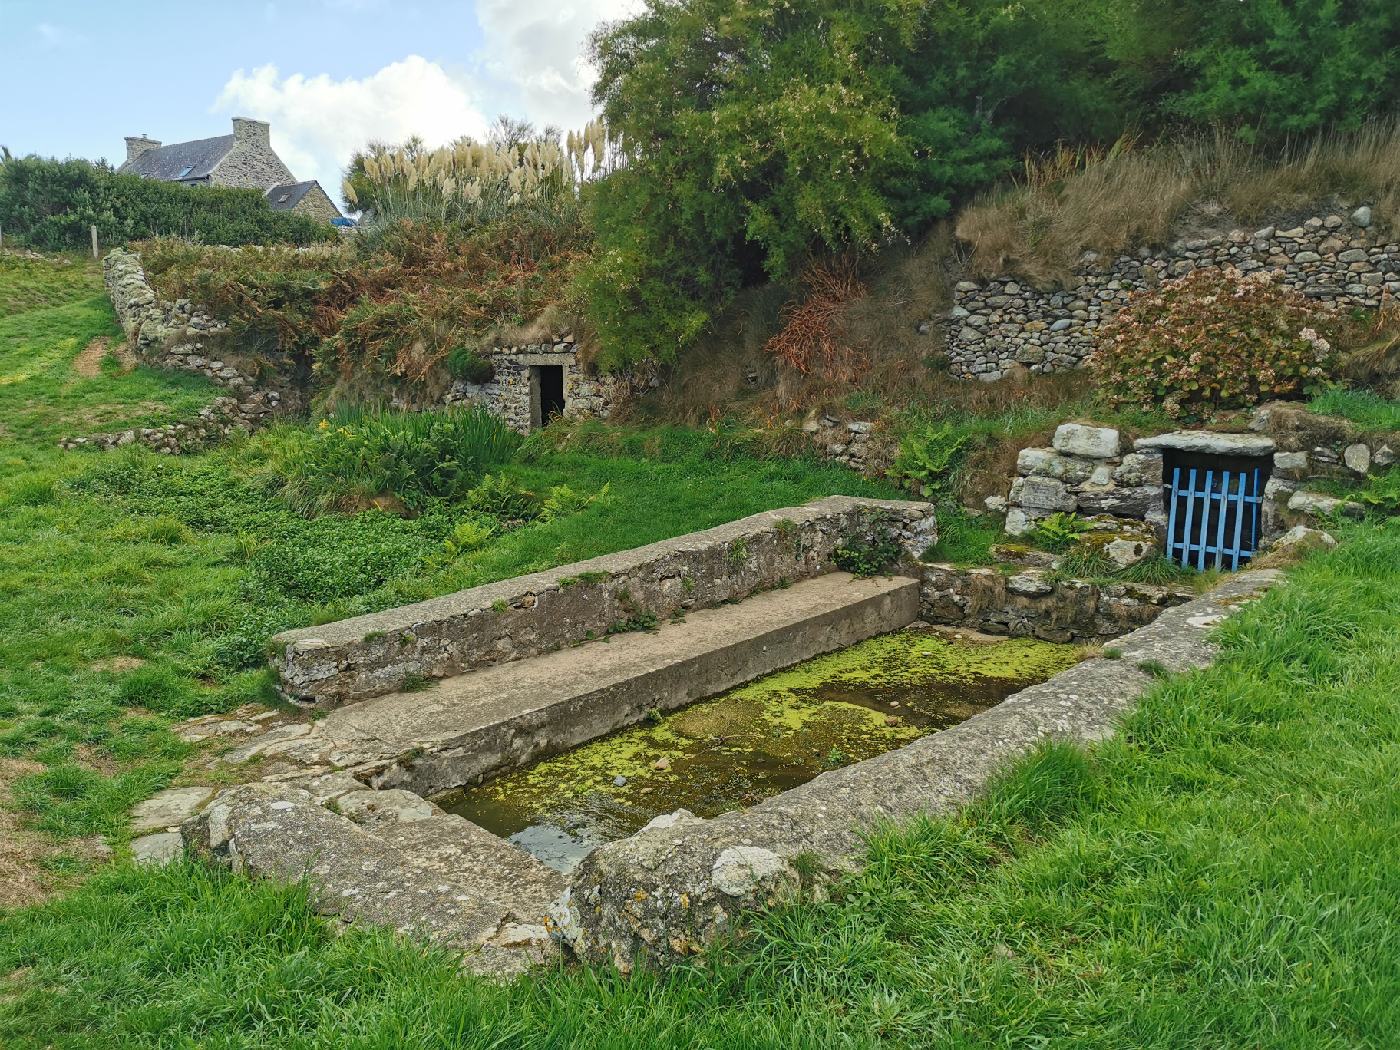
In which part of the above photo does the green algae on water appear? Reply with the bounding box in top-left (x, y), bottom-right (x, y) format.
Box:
top-left (442, 627), bottom-right (1080, 870)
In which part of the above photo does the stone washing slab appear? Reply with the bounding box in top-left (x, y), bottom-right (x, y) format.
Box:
top-left (1134, 431), bottom-right (1275, 456)
top-left (271, 496), bottom-right (936, 707)
top-left (183, 784), bottom-right (563, 977)
top-left (248, 572), bottom-right (922, 798)
top-left (559, 569), bottom-right (1281, 973)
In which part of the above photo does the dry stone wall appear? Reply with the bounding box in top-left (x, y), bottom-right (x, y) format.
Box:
top-left (948, 207), bottom-right (1395, 380)
top-left (66, 249), bottom-right (292, 453)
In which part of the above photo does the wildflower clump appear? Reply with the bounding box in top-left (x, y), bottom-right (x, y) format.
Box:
top-left (1093, 267), bottom-right (1338, 419)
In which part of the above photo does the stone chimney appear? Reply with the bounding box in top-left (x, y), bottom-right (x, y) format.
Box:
top-left (124, 135), bottom-right (161, 163)
top-left (231, 117), bottom-right (270, 146)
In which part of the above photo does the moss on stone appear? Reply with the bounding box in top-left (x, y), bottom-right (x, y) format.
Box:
top-left (445, 628), bottom-right (1079, 850)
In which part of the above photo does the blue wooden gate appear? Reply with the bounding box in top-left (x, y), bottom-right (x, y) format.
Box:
top-left (1165, 465), bottom-right (1264, 570)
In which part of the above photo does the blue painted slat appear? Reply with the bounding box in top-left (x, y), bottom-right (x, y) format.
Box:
top-left (1229, 471), bottom-right (1247, 570)
top-left (1197, 469), bottom-right (1214, 570)
top-left (1181, 468), bottom-right (1197, 568)
top-left (1215, 469), bottom-right (1232, 569)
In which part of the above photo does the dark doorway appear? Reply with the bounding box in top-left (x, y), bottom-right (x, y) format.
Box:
top-left (1161, 450), bottom-right (1272, 571)
top-left (532, 365), bottom-right (565, 428)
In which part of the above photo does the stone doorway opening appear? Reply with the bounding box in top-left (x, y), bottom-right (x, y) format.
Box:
top-left (531, 365), bottom-right (565, 429)
top-left (1162, 449), bottom-right (1271, 570)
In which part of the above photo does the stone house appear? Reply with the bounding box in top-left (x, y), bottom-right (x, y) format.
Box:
top-left (118, 117), bottom-right (341, 224)
top-left (445, 343), bottom-right (638, 432)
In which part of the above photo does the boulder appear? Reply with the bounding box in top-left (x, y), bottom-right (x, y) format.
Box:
top-left (1344, 443), bottom-right (1372, 475)
top-left (1017, 447), bottom-right (1095, 483)
top-left (1111, 452), bottom-right (1162, 487)
top-left (1074, 484), bottom-right (1162, 519)
top-left (1052, 423), bottom-right (1121, 459)
top-left (1266, 525), bottom-right (1338, 557)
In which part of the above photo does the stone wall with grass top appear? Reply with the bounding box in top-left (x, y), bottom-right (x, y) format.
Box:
top-left (271, 495), bottom-right (938, 707)
top-left (948, 208), bottom-right (1395, 381)
top-left (70, 249), bottom-right (292, 453)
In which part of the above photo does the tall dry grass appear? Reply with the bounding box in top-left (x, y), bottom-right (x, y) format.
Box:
top-left (958, 121), bottom-right (1400, 284)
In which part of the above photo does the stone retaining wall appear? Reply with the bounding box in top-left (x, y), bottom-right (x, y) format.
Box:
top-left (920, 563), bottom-right (1194, 642)
top-left (272, 496), bottom-right (938, 706)
top-left (948, 208), bottom-right (1395, 380)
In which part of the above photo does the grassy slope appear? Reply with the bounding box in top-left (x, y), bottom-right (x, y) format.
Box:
top-left (1, 523), bottom-right (1395, 1047)
top-left (0, 254), bottom-right (894, 856)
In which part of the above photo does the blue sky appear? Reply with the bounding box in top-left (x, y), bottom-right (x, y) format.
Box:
top-left (0, 0), bottom-right (636, 205)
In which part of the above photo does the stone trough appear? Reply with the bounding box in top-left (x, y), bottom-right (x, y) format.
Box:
top-left (152, 496), bottom-right (1280, 976)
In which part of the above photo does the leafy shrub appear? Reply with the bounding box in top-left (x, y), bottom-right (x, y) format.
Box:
top-left (445, 346), bottom-right (495, 384)
top-left (1094, 268), bottom-right (1338, 420)
top-left (834, 533), bottom-right (904, 577)
top-left (1031, 512), bottom-right (1091, 552)
top-left (0, 156), bottom-right (334, 250)
top-left (462, 473), bottom-right (541, 524)
top-left (440, 517), bottom-right (497, 559)
top-left (1358, 467), bottom-right (1400, 514)
top-left (265, 408), bottom-right (521, 515)
top-left (890, 423), bottom-right (969, 498)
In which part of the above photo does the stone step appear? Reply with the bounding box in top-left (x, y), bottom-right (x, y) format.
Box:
top-left (254, 571), bottom-right (921, 797)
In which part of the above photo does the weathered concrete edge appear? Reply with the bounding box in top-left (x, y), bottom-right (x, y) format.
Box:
top-left (271, 495), bottom-right (936, 705)
top-left (560, 568), bottom-right (1282, 972)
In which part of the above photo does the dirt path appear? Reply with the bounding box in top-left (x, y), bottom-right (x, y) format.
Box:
top-left (70, 336), bottom-right (111, 378)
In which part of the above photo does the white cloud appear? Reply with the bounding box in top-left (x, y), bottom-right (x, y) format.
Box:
top-left (210, 2), bottom-right (645, 206)
top-left (473, 0), bottom-right (642, 131)
top-left (213, 56), bottom-right (490, 204)
top-left (35, 22), bottom-right (84, 49)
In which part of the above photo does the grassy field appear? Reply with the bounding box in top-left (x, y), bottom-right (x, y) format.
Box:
top-left (2, 252), bottom-right (1397, 1046)
top-left (0, 251), bottom-right (895, 878)
top-left (2, 521), bottom-right (1396, 1047)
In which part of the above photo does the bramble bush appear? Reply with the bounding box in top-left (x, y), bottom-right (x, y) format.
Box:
top-left (1093, 268), bottom-right (1338, 419)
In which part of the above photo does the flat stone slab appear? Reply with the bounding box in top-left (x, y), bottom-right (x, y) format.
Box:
top-left (560, 569), bottom-right (1281, 972)
top-left (130, 786), bottom-right (214, 834)
top-left (184, 784), bottom-right (563, 976)
top-left (249, 572), bottom-right (920, 797)
top-left (1135, 431), bottom-right (1275, 456)
top-left (132, 831), bottom-right (183, 867)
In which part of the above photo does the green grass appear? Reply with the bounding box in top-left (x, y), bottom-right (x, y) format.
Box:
top-left (2, 521), bottom-right (1397, 1046)
top-left (0, 253), bottom-right (896, 850)
top-left (3, 250), bottom-right (1397, 1047)
top-left (1309, 387), bottom-right (1400, 431)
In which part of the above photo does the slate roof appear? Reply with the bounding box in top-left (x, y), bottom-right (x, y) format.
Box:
top-left (265, 181), bottom-right (319, 211)
top-left (120, 135), bottom-right (234, 181)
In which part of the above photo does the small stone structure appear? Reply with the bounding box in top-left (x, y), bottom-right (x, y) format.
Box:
top-left (993, 411), bottom-right (1398, 561)
top-left (148, 496), bottom-right (1278, 976)
top-left (445, 343), bottom-right (639, 432)
top-left (947, 208), bottom-right (1395, 380)
top-left (61, 249), bottom-right (291, 453)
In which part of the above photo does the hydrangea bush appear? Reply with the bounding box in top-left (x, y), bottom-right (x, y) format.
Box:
top-left (1093, 267), bottom-right (1337, 419)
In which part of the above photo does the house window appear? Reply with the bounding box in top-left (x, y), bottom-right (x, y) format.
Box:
top-left (277, 194), bottom-right (290, 203)
top-left (176, 165), bottom-right (194, 178)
